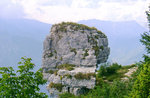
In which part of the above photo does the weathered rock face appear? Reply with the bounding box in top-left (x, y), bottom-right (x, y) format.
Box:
top-left (42, 22), bottom-right (110, 96)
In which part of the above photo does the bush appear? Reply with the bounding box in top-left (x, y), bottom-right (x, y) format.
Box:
top-left (96, 77), bottom-right (104, 87)
top-left (48, 70), bottom-right (54, 74)
top-left (98, 65), bottom-right (107, 77)
top-left (70, 48), bottom-right (77, 55)
top-left (74, 72), bottom-right (95, 80)
top-left (79, 80), bottom-right (130, 98)
top-left (82, 49), bottom-right (89, 59)
top-left (64, 74), bottom-right (72, 79)
top-left (59, 92), bottom-right (76, 98)
top-left (98, 63), bottom-right (121, 77)
top-left (129, 61), bottom-right (150, 98)
top-left (92, 45), bottom-right (99, 57)
top-left (106, 63), bottom-right (121, 74)
top-left (57, 64), bottom-right (75, 71)
top-left (100, 46), bottom-right (104, 50)
top-left (54, 70), bottom-right (58, 76)
top-left (49, 82), bottom-right (64, 92)
top-left (48, 52), bottom-right (53, 57)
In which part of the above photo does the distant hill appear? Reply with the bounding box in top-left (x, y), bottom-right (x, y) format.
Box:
top-left (79, 19), bottom-right (147, 65)
top-left (0, 19), bottom-right (51, 70)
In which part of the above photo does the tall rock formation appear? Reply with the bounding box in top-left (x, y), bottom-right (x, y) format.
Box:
top-left (42, 22), bottom-right (110, 97)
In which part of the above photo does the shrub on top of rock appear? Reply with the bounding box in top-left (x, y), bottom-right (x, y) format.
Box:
top-left (74, 72), bottom-right (95, 80)
top-left (57, 64), bottom-right (75, 71)
top-left (49, 82), bottom-right (64, 92)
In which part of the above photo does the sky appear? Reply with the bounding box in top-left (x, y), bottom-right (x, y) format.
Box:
top-left (0, 0), bottom-right (149, 27)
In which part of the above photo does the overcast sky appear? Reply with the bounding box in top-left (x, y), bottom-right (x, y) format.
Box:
top-left (0, 0), bottom-right (149, 27)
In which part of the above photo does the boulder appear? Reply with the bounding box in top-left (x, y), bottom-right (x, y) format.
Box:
top-left (42, 22), bottom-right (110, 96)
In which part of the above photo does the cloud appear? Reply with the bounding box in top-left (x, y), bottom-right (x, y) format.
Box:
top-left (0, 0), bottom-right (25, 19)
top-left (2, 0), bottom-right (150, 27)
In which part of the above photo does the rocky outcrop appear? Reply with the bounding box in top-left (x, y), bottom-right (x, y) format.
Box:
top-left (42, 22), bottom-right (110, 96)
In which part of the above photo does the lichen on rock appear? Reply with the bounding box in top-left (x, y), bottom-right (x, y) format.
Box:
top-left (42, 22), bottom-right (110, 96)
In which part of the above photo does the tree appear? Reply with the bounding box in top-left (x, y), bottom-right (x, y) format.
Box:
top-left (0, 57), bottom-right (48, 98)
top-left (129, 6), bottom-right (150, 98)
top-left (140, 6), bottom-right (150, 59)
top-left (129, 61), bottom-right (150, 98)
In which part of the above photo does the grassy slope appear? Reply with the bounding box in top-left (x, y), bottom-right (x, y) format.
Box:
top-left (102, 64), bottom-right (136, 82)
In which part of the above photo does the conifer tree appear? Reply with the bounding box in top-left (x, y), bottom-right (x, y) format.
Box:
top-left (130, 6), bottom-right (150, 98)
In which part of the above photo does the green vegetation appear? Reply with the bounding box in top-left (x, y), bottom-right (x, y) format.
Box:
top-left (55, 22), bottom-right (105, 35)
top-left (70, 48), bottom-right (77, 55)
top-left (130, 61), bottom-right (150, 98)
top-left (74, 72), bottom-right (95, 80)
top-left (48, 70), bottom-right (58, 75)
top-left (129, 7), bottom-right (150, 98)
top-left (48, 52), bottom-right (53, 57)
top-left (54, 70), bottom-right (58, 76)
top-left (59, 92), bottom-right (76, 98)
top-left (49, 82), bottom-right (64, 92)
top-left (63, 74), bottom-right (72, 79)
top-left (0, 57), bottom-right (48, 98)
top-left (57, 63), bottom-right (75, 71)
top-left (54, 50), bottom-right (57, 54)
top-left (60, 57), bottom-right (63, 61)
top-left (60, 63), bottom-right (137, 98)
top-left (92, 45), bottom-right (99, 57)
top-left (94, 35), bottom-right (99, 39)
top-left (48, 70), bottom-right (54, 74)
top-left (100, 46), bottom-right (104, 50)
top-left (97, 63), bottom-right (136, 82)
top-left (55, 56), bottom-right (57, 59)
top-left (82, 49), bottom-right (89, 59)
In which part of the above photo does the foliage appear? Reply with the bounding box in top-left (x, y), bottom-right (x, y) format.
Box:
top-left (82, 49), bottom-right (89, 59)
top-left (59, 92), bottom-right (76, 98)
top-left (106, 63), bottom-right (121, 74)
top-left (48, 70), bottom-right (54, 74)
top-left (129, 6), bottom-right (150, 98)
top-left (97, 63), bottom-right (137, 82)
top-left (48, 52), bottom-right (53, 57)
top-left (98, 63), bottom-right (121, 77)
top-left (54, 70), bottom-right (58, 76)
top-left (55, 22), bottom-right (105, 36)
top-left (92, 45), bottom-right (100, 57)
top-left (60, 57), bottom-right (63, 61)
top-left (60, 80), bottom-right (130, 98)
top-left (59, 62), bottom-right (139, 98)
top-left (70, 48), bottom-right (77, 55)
top-left (100, 46), bottom-right (104, 50)
top-left (129, 61), bottom-right (150, 98)
top-left (49, 82), bottom-right (64, 92)
top-left (140, 32), bottom-right (150, 54)
top-left (57, 64), bottom-right (75, 71)
top-left (98, 64), bottom-right (107, 77)
top-left (89, 80), bottom-right (131, 98)
top-left (0, 57), bottom-right (48, 98)
top-left (74, 72), bottom-right (95, 80)
top-left (64, 74), bottom-right (72, 79)
top-left (95, 77), bottom-right (104, 87)
top-left (140, 7), bottom-right (150, 55)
